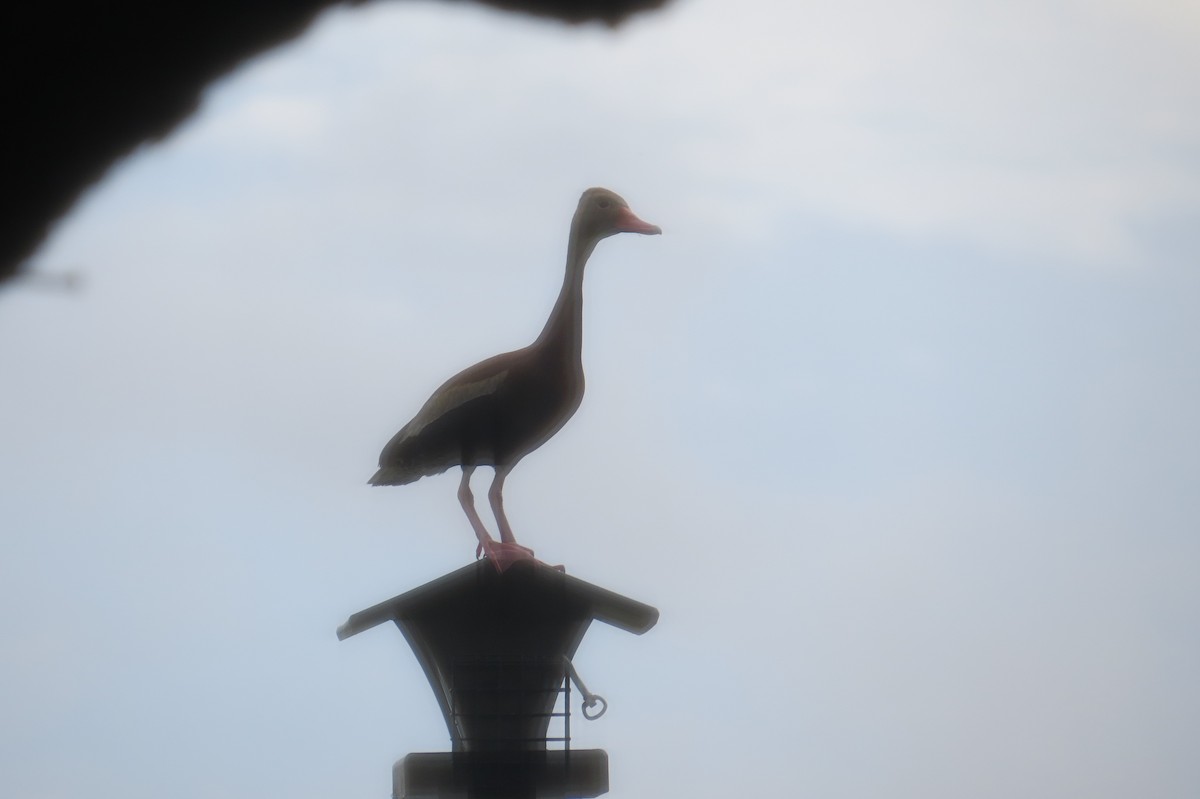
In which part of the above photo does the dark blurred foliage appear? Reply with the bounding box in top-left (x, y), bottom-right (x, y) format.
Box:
top-left (0, 0), bottom-right (668, 283)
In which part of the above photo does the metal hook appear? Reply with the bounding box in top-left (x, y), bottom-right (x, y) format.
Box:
top-left (562, 656), bottom-right (607, 720)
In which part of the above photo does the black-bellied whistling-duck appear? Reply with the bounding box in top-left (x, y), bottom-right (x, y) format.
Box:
top-left (370, 188), bottom-right (661, 571)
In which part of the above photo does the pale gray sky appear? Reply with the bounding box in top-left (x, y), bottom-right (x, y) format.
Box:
top-left (3, 1), bottom-right (1199, 797)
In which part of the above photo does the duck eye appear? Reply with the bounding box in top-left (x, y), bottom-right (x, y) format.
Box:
top-left (597, 199), bottom-right (611, 209)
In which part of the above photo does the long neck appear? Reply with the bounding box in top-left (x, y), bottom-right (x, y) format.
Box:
top-left (533, 218), bottom-right (596, 362)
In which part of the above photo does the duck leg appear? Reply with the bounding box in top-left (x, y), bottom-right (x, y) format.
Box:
top-left (483, 464), bottom-right (536, 571)
top-left (488, 464), bottom-right (517, 544)
top-left (458, 466), bottom-right (495, 554)
top-left (489, 465), bottom-right (535, 550)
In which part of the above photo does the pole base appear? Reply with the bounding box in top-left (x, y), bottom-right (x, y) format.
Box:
top-left (394, 749), bottom-right (609, 799)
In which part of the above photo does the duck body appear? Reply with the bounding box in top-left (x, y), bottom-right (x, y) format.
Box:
top-left (369, 341), bottom-right (584, 485)
top-left (370, 187), bottom-right (660, 571)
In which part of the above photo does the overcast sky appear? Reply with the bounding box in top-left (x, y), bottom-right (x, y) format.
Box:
top-left (3, 0), bottom-right (1199, 797)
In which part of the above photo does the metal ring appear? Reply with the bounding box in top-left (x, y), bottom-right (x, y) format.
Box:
top-left (582, 695), bottom-right (608, 720)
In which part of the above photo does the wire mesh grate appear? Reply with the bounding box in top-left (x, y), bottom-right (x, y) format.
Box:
top-left (447, 655), bottom-right (572, 751)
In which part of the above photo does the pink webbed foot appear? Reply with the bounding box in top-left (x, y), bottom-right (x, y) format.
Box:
top-left (477, 539), bottom-right (536, 573)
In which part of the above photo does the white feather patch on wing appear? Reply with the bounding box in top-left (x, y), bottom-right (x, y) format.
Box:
top-left (404, 370), bottom-right (509, 437)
